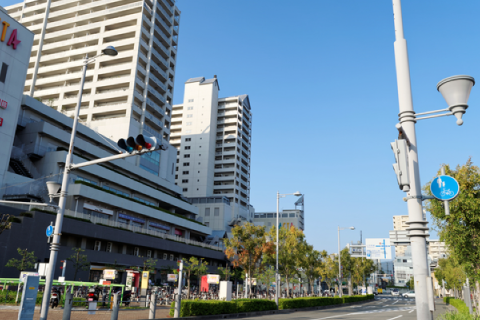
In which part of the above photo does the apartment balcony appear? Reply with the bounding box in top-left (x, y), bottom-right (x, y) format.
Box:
top-left (151, 47), bottom-right (169, 70)
top-left (146, 98), bottom-right (165, 118)
top-left (213, 176), bottom-right (235, 182)
top-left (134, 89), bottom-right (144, 102)
top-left (156, 3), bottom-right (172, 23)
top-left (145, 111), bottom-right (163, 130)
top-left (153, 24), bottom-right (171, 55)
top-left (150, 61), bottom-right (168, 81)
top-left (147, 86), bottom-right (166, 105)
top-left (136, 77), bottom-right (145, 90)
top-left (160, 0), bottom-right (173, 15)
top-left (137, 64), bottom-right (147, 76)
top-left (149, 73), bottom-right (167, 93)
top-left (170, 124), bottom-right (182, 130)
top-left (133, 104), bottom-right (143, 116)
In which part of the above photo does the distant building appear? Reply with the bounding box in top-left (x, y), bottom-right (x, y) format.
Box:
top-left (171, 76), bottom-right (253, 232)
top-left (254, 209), bottom-right (304, 231)
top-left (428, 240), bottom-right (448, 261)
top-left (393, 215), bottom-right (409, 257)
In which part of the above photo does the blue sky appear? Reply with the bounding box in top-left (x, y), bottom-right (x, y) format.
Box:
top-left (4, 0), bottom-right (480, 255)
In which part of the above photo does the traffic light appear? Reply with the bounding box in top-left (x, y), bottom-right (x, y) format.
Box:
top-left (391, 139), bottom-right (410, 191)
top-left (118, 134), bottom-right (163, 153)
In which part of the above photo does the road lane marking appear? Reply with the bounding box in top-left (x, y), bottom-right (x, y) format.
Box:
top-left (392, 300), bottom-right (399, 305)
top-left (386, 316), bottom-right (403, 320)
top-left (409, 310), bottom-right (414, 313)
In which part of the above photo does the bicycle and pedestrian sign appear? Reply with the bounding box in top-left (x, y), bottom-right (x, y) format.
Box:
top-left (430, 175), bottom-right (459, 201)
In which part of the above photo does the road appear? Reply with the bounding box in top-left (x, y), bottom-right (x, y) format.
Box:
top-left (244, 296), bottom-right (450, 320)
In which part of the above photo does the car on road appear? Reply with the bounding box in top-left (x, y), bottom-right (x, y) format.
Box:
top-left (392, 289), bottom-right (400, 296)
top-left (403, 290), bottom-right (415, 298)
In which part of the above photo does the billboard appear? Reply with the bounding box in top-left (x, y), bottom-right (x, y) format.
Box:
top-left (207, 274), bottom-right (220, 284)
top-left (366, 238), bottom-right (392, 260)
top-left (167, 274), bottom-right (178, 282)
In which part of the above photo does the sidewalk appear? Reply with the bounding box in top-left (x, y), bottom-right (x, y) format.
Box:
top-left (434, 298), bottom-right (453, 319)
top-left (0, 305), bottom-right (171, 320)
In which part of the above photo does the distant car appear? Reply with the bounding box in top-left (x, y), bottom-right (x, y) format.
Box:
top-left (392, 289), bottom-right (400, 296)
top-left (403, 291), bottom-right (415, 298)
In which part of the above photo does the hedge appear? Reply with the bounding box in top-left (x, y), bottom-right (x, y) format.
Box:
top-left (170, 295), bottom-right (374, 316)
top-left (444, 297), bottom-right (470, 315)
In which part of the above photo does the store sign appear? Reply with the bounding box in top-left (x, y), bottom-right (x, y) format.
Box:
top-left (0, 117), bottom-right (3, 127)
top-left (119, 213), bottom-right (145, 224)
top-left (0, 18), bottom-right (21, 50)
top-left (103, 269), bottom-right (117, 280)
top-left (207, 274), bottom-right (220, 284)
top-left (149, 222), bottom-right (170, 231)
top-left (0, 99), bottom-right (7, 109)
top-left (174, 229), bottom-right (183, 236)
top-left (167, 274), bottom-right (177, 282)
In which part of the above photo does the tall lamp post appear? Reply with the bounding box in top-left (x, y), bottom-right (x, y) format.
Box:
top-left (275, 191), bottom-right (301, 306)
top-left (39, 46), bottom-right (118, 320)
top-left (337, 226), bottom-right (354, 297)
top-left (392, 1), bottom-right (475, 320)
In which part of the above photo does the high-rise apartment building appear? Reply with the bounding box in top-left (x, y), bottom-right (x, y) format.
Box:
top-left (171, 77), bottom-right (253, 231)
top-left (4, 0), bottom-right (179, 176)
top-left (393, 215), bottom-right (409, 257)
top-left (428, 240), bottom-right (448, 261)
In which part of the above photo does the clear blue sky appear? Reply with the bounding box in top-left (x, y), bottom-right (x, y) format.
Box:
top-left (4, 0), bottom-right (480, 255)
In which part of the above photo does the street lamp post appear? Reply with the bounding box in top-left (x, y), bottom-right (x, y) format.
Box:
top-left (337, 226), bottom-right (354, 298)
top-left (39, 46), bottom-right (118, 320)
top-left (275, 191), bottom-right (301, 306)
top-left (392, 1), bottom-right (474, 319)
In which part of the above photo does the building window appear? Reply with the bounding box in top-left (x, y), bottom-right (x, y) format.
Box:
top-left (187, 114), bottom-right (193, 118)
top-left (187, 106), bottom-right (193, 110)
top-left (182, 171), bottom-right (189, 174)
top-left (94, 241), bottom-right (101, 251)
top-left (183, 188), bottom-right (188, 192)
top-left (147, 250), bottom-right (152, 258)
top-left (134, 247), bottom-right (140, 256)
top-left (186, 122), bottom-right (192, 126)
top-left (205, 208), bottom-right (210, 216)
top-left (183, 162), bottom-right (190, 166)
top-left (175, 175), bottom-right (178, 179)
top-left (184, 154), bottom-right (190, 158)
top-left (188, 99), bottom-right (194, 102)
top-left (0, 63), bottom-right (8, 83)
top-left (182, 179), bottom-right (188, 183)
top-left (163, 253), bottom-right (167, 260)
top-left (184, 146), bottom-right (190, 150)
top-left (170, 254), bottom-right (174, 261)
top-left (106, 242), bottom-right (112, 253)
top-left (214, 208), bottom-right (220, 216)
top-left (205, 222), bottom-right (209, 227)
top-left (185, 138), bottom-right (191, 142)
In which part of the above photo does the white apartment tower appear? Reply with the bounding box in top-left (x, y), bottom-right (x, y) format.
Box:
top-left (171, 77), bottom-right (253, 231)
top-left (4, 0), bottom-right (180, 176)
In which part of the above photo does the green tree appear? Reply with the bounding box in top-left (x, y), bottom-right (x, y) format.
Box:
top-left (319, 252), bottom-right (338, 291)
top-left (299, 244), bottom-right (323, 294)
top-left (255, 265), bottom-right (275, 291)
top-left (179, 257), bottom-right (208, 299)
top-left (265, 225), bottom-right (305, 297)
top-left (5, 248), bottom-right (37, 271)
top-left (423, 160), bottom-right (480, 306)
top-left (224, 223), bottom-right (274, 298)
top-left (217, 264), bottom-right (231, 281)
top-left (0, 214), bottom-right (12, 236)
top-left (351, 257), bottom-right (376, 288)
top-left (435, 256), bottom-right (465, 297)
top-left (67, 248), bottom-right (90, 281)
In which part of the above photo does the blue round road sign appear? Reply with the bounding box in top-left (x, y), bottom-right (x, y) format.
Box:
top-left (430, 175), bottom-right (460, 201)
top-left (46, 225), bottom-right (53, 237)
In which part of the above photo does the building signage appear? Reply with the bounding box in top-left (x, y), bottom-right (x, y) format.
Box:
top-left (84, 202), bottom-right (113, 215)
top-left (366, 238), bottom-right (392, 260)
top-left (149, 222), bottom-right (170, 231)
top-left (118, 213), bottom-right (145, 224)
top-left (0, 117), bottom-right (2, 126)
top-left (206, 274), bottom-right (220, 284)
top-left (167, 274), bottom-right (177, 282)
top-left (0, 99), bottom-right (7, 109)
top-left (103, 269), bottom-right (117, 280)
top-left (0, 18), bottom-right (21, 50)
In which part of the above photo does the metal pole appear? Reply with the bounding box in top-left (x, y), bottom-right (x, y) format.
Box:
top-left (440, 167), bottom-right (450, 215)
top-left (338, 226), bottom-right (342, 297)
top-left (149, 292), bottom-right (156, 319)
top-left (392, 1), bottom-right (432, 319)
top-left (39, 55), bottom-right (89, 320)
top-left (62, 289), bottom-right (73, 320)
top-left (275, 191), bottom-right (279, 306)
top-left (174, 260), bottom-right (183, 318)
top-left (110, 293), bottom-right (119, 320)
top-left (466, 278), bottom-right (473, 314)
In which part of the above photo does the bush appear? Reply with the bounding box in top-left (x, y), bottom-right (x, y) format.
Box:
top-left (278, 295), bottom-right (373, 310)
top-left (444, 297), bottom-right (470, 315)
top-left (0, 289), bottom-right (44, 304)
top-left (170, 300), bottom-right (237, 317)
top-left (438, 311), bottom-right (478, 320)
top-left (19, 212), bottom-right (33, 218)
top-left (7, 216), bottom-right (21, 223)
top-left (236, 299), bottom-right (277, 312)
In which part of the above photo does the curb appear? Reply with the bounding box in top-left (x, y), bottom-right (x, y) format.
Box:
top-left (151, 299), bottom-right (373, 320)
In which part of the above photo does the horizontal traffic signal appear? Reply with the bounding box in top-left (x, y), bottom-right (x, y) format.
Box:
top-left (118, 135), bottom-right (163, 153)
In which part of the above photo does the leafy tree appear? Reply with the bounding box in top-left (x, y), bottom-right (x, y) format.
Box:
top-left (0, 214), bottom-right (12, 236)
top-left (224, 223), bottom-right (274, 298)
top-left (434, 256), bottom-right (465, 297)
top-left (179, 257), bottom-right (208, 299)
top-left (67, 248), bottom-right (90, 281)
top-left (319, 252), bottom-right (338, 291)
top-left (299, 244), bottom-right (323, 294)
top-left (5, 248), bottom-right (37, 271)
top-left (217, 265), bottom-right (231, 281)
top-left (255, 265), bottom-right (275, 291)
top-left (265, 225), bottom-right (305, 297)
top-left (423, 160), bottom-right (480, 306)
top-left (351, 257), bottom-right (376, 287)
top-left (105, 260), bottom-right (124, 271)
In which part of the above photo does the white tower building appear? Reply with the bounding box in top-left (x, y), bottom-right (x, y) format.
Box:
top-left (171, 76), bottom-right (253, 231)
top-left (4, 0), bottom-right (180, 176)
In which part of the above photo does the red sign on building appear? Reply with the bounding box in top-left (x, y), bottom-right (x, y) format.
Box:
top-left (0, 99), bottom-right (7, 109)
top-left (0, 117), bottom-right (3, 126)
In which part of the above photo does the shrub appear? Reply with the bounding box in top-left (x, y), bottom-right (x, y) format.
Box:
top-left (236, 299), bottom-right (277, 312)
top-left (7, 216), bottom-right (21, 223)
top-left (444, 297), bottom-right (470, 315)
top-left (19, 212), bottom-right (33, 218)
top-left (170, 300), bottom-right (237, 317)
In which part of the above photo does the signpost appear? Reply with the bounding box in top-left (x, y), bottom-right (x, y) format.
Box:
top-left (430, 169), bottom-right (460, 216)
top-left (45, 225), bottom-right (53, 237)
top-left (366, 239), bottom-right (392, 260)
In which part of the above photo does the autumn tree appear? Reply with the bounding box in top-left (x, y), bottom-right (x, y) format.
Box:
top-left (351, 257), bottom-right (375, 288)
top-left (319, 252), bottom-right (338, 291)
top-left (423, 160), bottom-right (480, 307)
top-left (265, 225), bottom-right (305, 297)
top-left (67, 248), bottom-right (90, 281)
top-left (224, 223), bottom-right (274, 298)
top-left (180, 257), bottom-right (208, 299)
top-left (5, 248), bottom-right (37, 272)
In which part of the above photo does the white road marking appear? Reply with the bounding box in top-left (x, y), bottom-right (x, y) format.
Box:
top-left (409, 310), bottom-right (414, 313)
top-left (386, 316), bottom-right (403, 320)
top-left (392, 300), bottom-right (399, 305)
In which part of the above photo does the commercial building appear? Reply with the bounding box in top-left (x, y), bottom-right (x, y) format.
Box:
top-left (254, 209), bottom-right (304, 231)
top-left (0, 96), bottom-right (225, 282)
top-left (171, 77), bottom-right (253, 232)
top-left (4, 0), bottom-right (180, 177)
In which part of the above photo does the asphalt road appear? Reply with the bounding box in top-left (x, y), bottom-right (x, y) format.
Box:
top-left (244, 296), bottom-right (450, 320)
